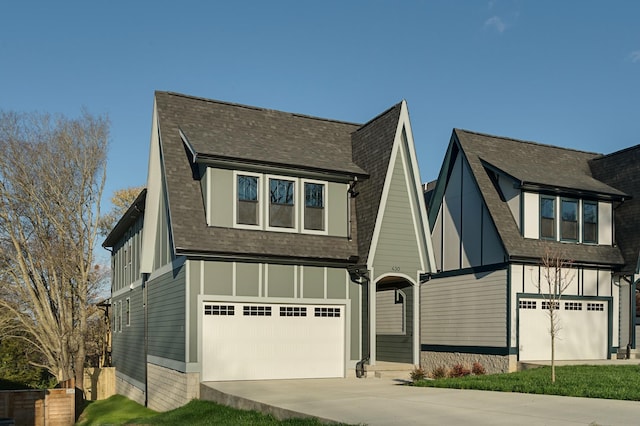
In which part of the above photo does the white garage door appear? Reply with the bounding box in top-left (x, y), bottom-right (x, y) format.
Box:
top-left (202, 302), bottom-right (345, 381)
top-left (518, 298), bottom-right (608, 361)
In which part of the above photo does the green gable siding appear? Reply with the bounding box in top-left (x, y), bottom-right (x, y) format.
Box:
top-left (327, 182), bottom-right (348, 237)
top-left (372, 147), bottom-right (421, 278)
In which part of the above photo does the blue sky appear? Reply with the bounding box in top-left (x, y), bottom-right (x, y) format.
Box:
top-left (1, 0), bottom-right (639, 205)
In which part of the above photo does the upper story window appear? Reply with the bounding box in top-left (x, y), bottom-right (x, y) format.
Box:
top-left (304, 182), bottom-right (325, 232)
top-left (540, 197), bottom-right (555, 239)
top-left (237, 174), bottom-right (259, 226)
top-left (583, 201), bottom-right (598, 244)
top-left (560, 199), bottom-right (578, 241)
top-left (269, 178), bottom-right (295, 229)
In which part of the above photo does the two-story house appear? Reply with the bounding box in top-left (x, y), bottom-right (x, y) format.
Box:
top-left (422, 129), bottom-right (629, 373)
top-left (103, 92), bottom-right (435, 411)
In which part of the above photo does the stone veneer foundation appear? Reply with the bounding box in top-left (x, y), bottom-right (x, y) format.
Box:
top-left (421, 351), bottom-right (517, 375)
top-left (146, 362), bottom-right (200, 412)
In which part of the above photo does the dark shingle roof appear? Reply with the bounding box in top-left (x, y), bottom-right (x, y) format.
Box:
top-left (352, 103), bottom-right (403, 262)
top-left (155, 91), bottom-right (365, 264)
top-left (159, 92), bottom-right (366, 176)
top-left (589, 145), bottom-right (640, 274)
top-left (454, 129), bottom-right (626, 266)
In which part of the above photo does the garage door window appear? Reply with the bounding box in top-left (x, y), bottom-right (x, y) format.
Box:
top-left (244, 305), bottom-right (272, 316)
top-left (565, 302), bottom-right (582, 310)
top-left (315, 307), bottom-right (340, 317)
top-left (519, 300), bottom-right (536, 309)
top-left (280, 306), bottom-right (307, 317)
top-left (204, 305), bottom-right (235, 316)
top-left (542, 301), bottom-right (559, 310)
top-left (587, 302), bottom-right (604, 311)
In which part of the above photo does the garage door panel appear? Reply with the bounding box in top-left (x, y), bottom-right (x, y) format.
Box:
top-left (202, 302), bottom-right (345, 381)
top-left (519, 299), bottom-right (607, 361)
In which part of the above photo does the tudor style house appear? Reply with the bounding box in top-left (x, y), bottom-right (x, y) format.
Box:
top-left (103, 91), bottom-right (435, 411)
top-left (422, 129), bottom-right (633, 373)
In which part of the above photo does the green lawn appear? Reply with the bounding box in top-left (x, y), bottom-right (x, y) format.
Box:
top-left (413, 365), bottom-right (640, 400)
top-left (76, 395), bottom-right (345, 426)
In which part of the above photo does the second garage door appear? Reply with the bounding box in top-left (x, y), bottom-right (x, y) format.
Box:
top-left (202, 302), bottom-right (345, 381)
top-left (518, 298), bottom-right (608, 361)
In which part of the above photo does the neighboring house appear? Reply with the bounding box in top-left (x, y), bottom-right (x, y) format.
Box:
top-left (422, 129), bottom-right (630, 373)
top-left (103, 92), bottom-right (435, 411)
top-left (589, 144), bottom-right (640, 354)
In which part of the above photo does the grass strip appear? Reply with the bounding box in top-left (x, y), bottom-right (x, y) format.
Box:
top-left (413, 365), bottom-right (640, 400)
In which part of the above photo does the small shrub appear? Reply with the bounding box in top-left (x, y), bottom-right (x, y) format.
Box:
top-left (431, 366), bottom-right (447, 379)
top-left (410, 366), bottom-right (427, 382)
top-left (449, 363), bottom-right (471, 378)
top-left (472, 362), bottom-right (486, 376)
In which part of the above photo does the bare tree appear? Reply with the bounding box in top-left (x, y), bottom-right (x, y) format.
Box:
top-left (537, 248), bottom-right (575, 383)
top-left (0, 110), bottom-right (108, 391)
top-left (98, 185), bottom-right (144, 236)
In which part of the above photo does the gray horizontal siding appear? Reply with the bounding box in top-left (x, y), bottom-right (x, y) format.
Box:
top-left (377, 283), bottom-right (413, 363)
top-left (148, 265), bottom-right (186, 363)
top-left (112, 287), bottom-right (145, 384)
top-left (422, 269), bottom-right (507, 347)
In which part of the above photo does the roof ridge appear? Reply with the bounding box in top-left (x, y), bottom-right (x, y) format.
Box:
top-left (156, 91), bottom-right (361, 127)
top-left (355, 101), bottom-right (403, 133)
top-left (590, 143), bottom-right (640, 161)
top-left (455, 128), bottom-right (602, 156)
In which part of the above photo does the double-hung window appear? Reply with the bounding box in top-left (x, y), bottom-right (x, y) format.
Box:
top-left (269, 178), bottom-right (295, 228)
top-left (560, 199), bottom-right (578, 241)
top-left (540, 196), bottom-right (555, 239)
top-left (237, 174), bottom-right (260, 226)
top-left (125, 298), bottom-right (130, 327)
top-left (583, 201), bottom-right (598, 243)
top-left (304, 182), bottom-right (325, 231)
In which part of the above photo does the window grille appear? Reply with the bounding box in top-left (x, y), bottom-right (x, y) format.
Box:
top-left (204, 305), bottom-right (235, 316)
top-left (315, 307), bottom-right (340, 317)
top-left (243, 305), bottom-right (272, 316)
top-left (280, 306), bottom-right (307, 317)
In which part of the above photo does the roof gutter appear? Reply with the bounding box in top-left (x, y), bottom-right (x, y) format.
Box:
top-left (175, 249), bottom-right (359, 269)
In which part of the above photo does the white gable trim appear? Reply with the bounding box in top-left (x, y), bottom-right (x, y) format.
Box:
top-left (140, 101), bottom-right (161, 274)
top-left (367, 101), bottom-right (436, 274)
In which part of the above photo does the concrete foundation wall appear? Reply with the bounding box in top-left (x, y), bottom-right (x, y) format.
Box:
top-left (147, 363), bottom-right (199, 412)
top-left (421, 351), bottom-right (516, 375)
top-left (115, 374), bottom-right (145, 406)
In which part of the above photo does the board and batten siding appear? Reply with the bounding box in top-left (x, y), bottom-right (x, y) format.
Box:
top-left (433, 153), bottom-right (505, 272)
top-left (372, 145), bottom-right (422, 277)
top-left (154, 181), bottom-right (173, 270)
top-left (111, 285), bottom-right (145, 385)
top-left (147, 265), bottom-right (186, 362)
top-left (421, 269), bottom-right (508, 347)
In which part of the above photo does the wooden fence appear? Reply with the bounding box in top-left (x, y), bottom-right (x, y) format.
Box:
top-left (0, 388), bottom-right (75, 426)
top-left (83, 367), bottom-right (115, 401)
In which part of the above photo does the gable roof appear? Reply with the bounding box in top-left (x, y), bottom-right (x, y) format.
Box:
top-left (153, 92), bottom-right (374, 264)
top-left (103, 188), bottom-right (146, 248)
top-left (351, 102), bottom-right (403, 263)
top-left (158, 91), bottom-right (367, 177)
top-left (431, 129), bottom-right (626, 266)
top-left (589, 144), bottom-right (640, 274)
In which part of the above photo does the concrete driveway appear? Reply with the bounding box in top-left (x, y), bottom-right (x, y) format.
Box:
top-left (201, 377), bottom-right (640, 425)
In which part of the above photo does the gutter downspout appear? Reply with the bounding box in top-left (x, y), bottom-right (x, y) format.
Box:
top-left (349, 266), bottom-right (370, 378)
top-left (142, 272), bottom-right (149, 407)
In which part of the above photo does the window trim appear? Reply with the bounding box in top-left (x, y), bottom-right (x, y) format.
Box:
top-left (118, 300), bottom-right (122, 333)
top-left (560, 197), bottom-right (579, 242)
top-left (233, 171), bottom-right (262, 230)
top-left (125, 298), bottom-right (131, 327)
top-left (266, 175), bottom-right (298, 232)
top-left (301, 179), bottom-right (328, 235)
top-left (539, 195), bottom-right (556, 240)
top-left (582, 200), bottom-right (598, 244)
